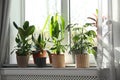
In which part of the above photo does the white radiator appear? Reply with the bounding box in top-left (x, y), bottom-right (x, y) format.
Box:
top-left (1, 67), bottom-right (105, 80)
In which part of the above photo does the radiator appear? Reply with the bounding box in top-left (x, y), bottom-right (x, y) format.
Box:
top-left (1, 67), bottom-right (104, 80)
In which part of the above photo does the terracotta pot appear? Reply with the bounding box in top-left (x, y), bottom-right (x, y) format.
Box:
top-left (39, 50), bottom-right (47, 57)
top-left (32, 50), bottom-right (47, 63)
top-left (16, 55), bottom-right (29, 67)
top-left (32, 50), bottom-right (47, 67)
top-left (51, 54), bottom-right (65, 68)
top-left (33, 52), bottom-right (40, 63)
top-left (76, 54), bottom-right (89, 68)
top-left (48, 54), bottom-right (56, 64)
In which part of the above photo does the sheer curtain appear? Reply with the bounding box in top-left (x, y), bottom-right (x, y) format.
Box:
top-left (0, 0), bottom-right (10, 79)
top-left (98, 0), bottom-right (120, 80)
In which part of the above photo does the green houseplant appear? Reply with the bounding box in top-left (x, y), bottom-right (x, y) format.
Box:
top-left (32, 33), bottom-right (47, 67)
top-left (12, 21), bottom-right (35, 67)
top-left (71, 23), bottom-right (96, 68)
top-left (47, 13), bottom-right (66, 68)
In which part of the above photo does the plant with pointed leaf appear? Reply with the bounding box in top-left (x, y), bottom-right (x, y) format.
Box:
top-left (47, 13), bottom-right (66, 55)
top-left (12, 21), bottom-right (35, 56)
top-left (71, 23), bottom-right (96, 55)
top-left (32, 33), bottom-right (46, 53)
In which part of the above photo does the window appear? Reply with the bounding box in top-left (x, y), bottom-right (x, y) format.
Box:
top-left (25, 0), bottom-right (61, 64)
top-left (25, 0), bottom-right (61, 30)
top-left (70, 0), bottom-right (98, 24)
top-left (10, 0), bottom-right (99, 66)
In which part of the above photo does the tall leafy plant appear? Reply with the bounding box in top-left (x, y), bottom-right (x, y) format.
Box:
top-left (12, 21), bottom-right (35, 56)
top-left (48, 13), bottom-right (66, 55)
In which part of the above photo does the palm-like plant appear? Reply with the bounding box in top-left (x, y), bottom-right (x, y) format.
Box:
top-left (48, 13), bottom-right (66, 55)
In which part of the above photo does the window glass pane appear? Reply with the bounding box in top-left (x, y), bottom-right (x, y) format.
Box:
top-left (70, 0), bottom-right (98, 65)
top-left (25, 0), bottom-right (61, 30)
top-left (25, 0), bottom-right (61, 64)
top-left (70, 0), bottom-right (98, 24)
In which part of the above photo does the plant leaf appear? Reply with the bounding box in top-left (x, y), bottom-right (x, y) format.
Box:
top-left (13, 22), bottom-right (19, 29)
top-left (42, 15), bottom-right (50, 32)
top-left (23, 21), bottom-right (29, 30)
top-left (60, 16), bottom-right (65, 38)
top-left (18, 27), bottom-right (25, 40)
top-left (26, 25), bottom-right (35, 37)
top-left (38, 34), bottom-right (41, 43)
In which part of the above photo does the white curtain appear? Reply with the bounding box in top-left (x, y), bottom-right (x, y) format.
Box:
top-left (0, 0), bottom-right (10, 79)
top-left (98, 0), bottom-right (120, 80)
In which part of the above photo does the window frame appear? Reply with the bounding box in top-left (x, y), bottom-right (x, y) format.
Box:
top-left (9, 0), bottom-right (97, 67)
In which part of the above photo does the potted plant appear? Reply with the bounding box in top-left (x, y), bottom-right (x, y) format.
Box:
top-left (32, 33), bottom-right (47, 67)
top-left (71, 23), bottom-right (96, 68)
top-left (46, 13), bottom-right (67, 68)
top-left (12, 21), bottom-right (35, 67)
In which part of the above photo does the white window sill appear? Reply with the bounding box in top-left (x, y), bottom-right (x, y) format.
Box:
top-left (2, 63), bottom-right (97, 68)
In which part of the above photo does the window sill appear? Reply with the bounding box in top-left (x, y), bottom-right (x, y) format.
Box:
top-left (2, 63), bottom-right (97, 68)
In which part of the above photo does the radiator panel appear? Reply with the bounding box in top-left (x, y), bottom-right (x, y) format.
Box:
top-left (1, 68), bottom-right (104, 80)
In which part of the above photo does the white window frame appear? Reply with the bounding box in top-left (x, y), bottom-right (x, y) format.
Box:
top-left (9, 0), bottom-right (97, 66)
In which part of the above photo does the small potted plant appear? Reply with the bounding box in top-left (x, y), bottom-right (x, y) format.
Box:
top-left (71, 23), bottom-right (96, 68)
top-left (11, 21), bottom-right (35, 67)
top-left (46, 13), bottom-right (67, 68)
top-left (32, 33), bottom-right (47, 67)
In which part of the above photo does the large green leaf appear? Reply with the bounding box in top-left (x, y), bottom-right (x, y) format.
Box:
top-left (26, 25), bottom-right (35, 37)
top-left (23, 21), bottom-right (29, 30)
top-left (85, 30), bottom-right (96, 37)
top-left (60, 16), bottom-right (65, 38)
top-left (50, 16), bottom-right (54, 37)
top-left (18, 27), bottom-right (25, 40)
top-left (54, 21), bottom-right (59, 38)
